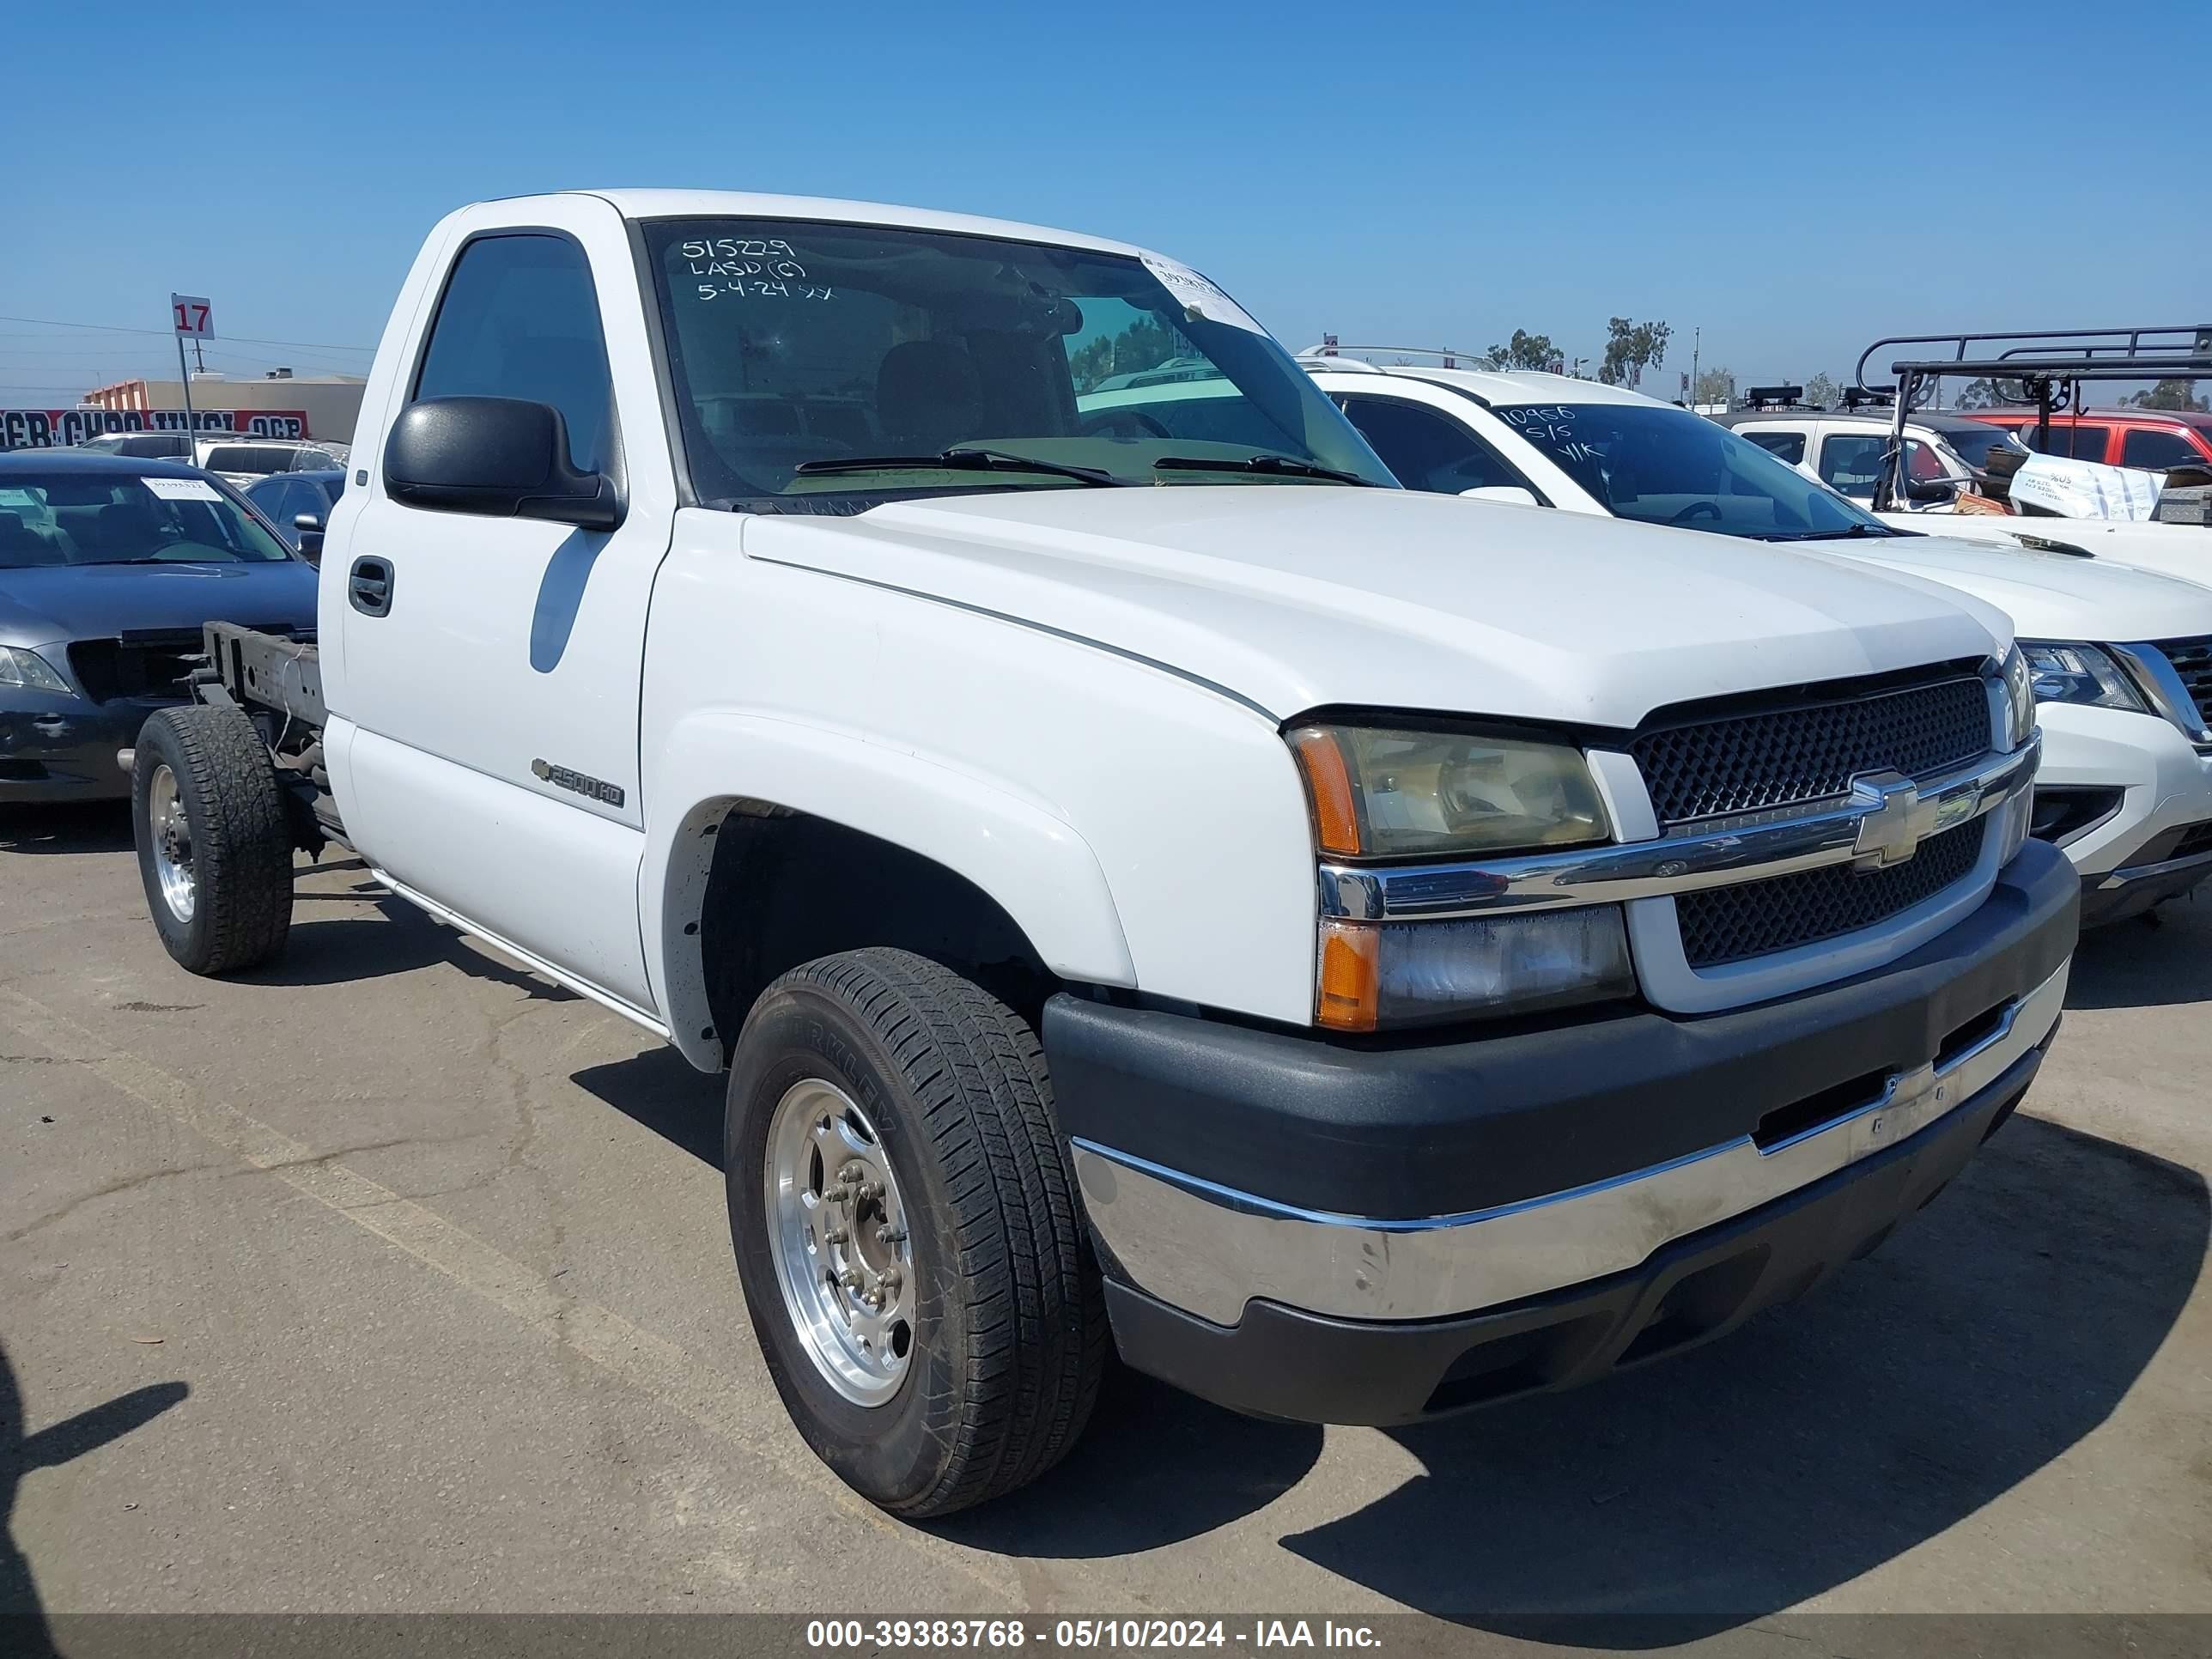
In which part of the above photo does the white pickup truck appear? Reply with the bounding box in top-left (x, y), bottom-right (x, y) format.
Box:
top-left (126, 191), bottom-right (2075, 1516)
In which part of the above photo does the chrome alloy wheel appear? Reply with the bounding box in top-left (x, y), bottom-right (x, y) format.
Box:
top-left (763, 1079), bottom-right (915, 1406)
top-left (147, 763), bottom-right (197, 923)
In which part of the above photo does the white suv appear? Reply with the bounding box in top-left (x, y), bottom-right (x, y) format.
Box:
top-left (1300, 350), bottom-right (2212, 922)
top-left (1717, 404), bottom-right (2027, 512)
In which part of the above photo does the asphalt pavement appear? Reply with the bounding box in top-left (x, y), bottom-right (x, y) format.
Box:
top-left (3, 802), bottom-right (2207, 1655)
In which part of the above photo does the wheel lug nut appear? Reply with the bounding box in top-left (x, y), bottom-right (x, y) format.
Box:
top-left (875, 1226), bottom-right (905, 1246)
top-left (823, 1226), bottom-right (849, 1246)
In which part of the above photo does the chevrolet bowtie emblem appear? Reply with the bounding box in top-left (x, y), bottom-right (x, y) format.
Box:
top-left (1849, 770), bottom-right (1945, 872)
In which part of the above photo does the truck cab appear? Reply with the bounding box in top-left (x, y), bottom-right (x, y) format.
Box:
top-left (130, 192), bottom-right (2074, 1517)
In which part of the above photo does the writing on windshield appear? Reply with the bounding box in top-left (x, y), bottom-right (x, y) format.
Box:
top-left (647, 218), bottom-right (1395, 507)
top-left (1494, 402), bottom-right (1886, 540)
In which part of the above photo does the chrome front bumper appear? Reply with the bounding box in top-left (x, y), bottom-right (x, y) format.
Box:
top-left (1073, 959), bottom-right (2068, 1328)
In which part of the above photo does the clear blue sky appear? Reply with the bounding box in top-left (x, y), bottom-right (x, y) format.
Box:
top-left (5, 1), bottom-right (2205, 404)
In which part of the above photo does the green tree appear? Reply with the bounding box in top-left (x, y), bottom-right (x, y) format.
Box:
top-left (1597, 317), bottom-right (1671, 387)
top-left (1955, 376), bottom-right (2033, 410)
top-left (1694, 366), bottom-right (1735, 406)
top-left (1483, 329), bottom-right (1561, 371)
top-left (2123, 379), bottom-right (2209, 412)
top-left (1802, 371), bottom-right (1839, 409)
top-left (1068, 314), bottom-right (1182, 394)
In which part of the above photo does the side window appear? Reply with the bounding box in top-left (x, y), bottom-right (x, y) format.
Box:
top-left (1742, 430), bottom-right (1806, 465)
top-left (2022, 422), bottom-right (2106, 461)
top-left (1816, 434), bottom-right (1887, 496)
top-left (1334, 396), bottom-right (1528, 495)
top-left (2122, 428), bottom-right (2200, 470)
top-left (412, 233), bottom-right (614, 475)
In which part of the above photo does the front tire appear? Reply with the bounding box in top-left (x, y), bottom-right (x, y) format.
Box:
top-left (726, 948), bottom-right (1106, 1517)
top-left (131, 705), bottom-right (294, 975)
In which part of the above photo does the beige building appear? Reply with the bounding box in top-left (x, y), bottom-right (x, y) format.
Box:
top-left (82, 369), bottom-right (368, 446)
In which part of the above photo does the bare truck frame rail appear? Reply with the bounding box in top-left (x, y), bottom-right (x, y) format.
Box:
top-left (1853, 324), bottom-right (2212, 514)
top-left (193, 620), bottom-right (344, 850)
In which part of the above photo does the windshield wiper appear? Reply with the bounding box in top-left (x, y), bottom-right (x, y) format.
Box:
top-left (1753, 523), bottom-right (1896, 543)
top-left (1152, 453), bottom-right (1381, 486)
top-left (792, 448), bottom-right (1126, 488)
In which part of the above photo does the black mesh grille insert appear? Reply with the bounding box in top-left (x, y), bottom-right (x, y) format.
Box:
top-left (1677, 821), bottom-right (1986, 969)
top-left (2154, 635), bottom-right (2212, 725)
top-left (1632, 675), bottom-right (1992, 826)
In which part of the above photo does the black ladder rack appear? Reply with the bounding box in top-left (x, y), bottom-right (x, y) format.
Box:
top-left (1850, 325), bottom-right (2212, 511)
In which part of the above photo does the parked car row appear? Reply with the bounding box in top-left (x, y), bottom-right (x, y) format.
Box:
top-left (77, 430), bottom-right (346, 483)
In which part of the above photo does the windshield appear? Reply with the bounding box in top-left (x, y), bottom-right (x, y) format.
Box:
top-left (1493, 402), bottom-right (1891, 538)
top-left (1939, 423), bottom-right (2028, 474)
top-left (0, 472), bottom-right (295, 568)
top-left (645, 218), bottom-right (1395, 505)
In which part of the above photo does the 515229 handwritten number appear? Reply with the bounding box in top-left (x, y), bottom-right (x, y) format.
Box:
top-left (680, 237), bottom-right (832, 301)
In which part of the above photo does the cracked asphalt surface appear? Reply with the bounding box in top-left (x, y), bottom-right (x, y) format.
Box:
top-left (3, 802), bottom-right (2208, 1648)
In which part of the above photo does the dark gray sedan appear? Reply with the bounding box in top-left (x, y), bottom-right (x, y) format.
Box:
top-left (0, 451), bottom-right (319, 805)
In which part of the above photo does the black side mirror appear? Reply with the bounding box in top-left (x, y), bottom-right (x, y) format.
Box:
top-left (382, 396), bottom-right (623, 530)
top-left (1905, 477), bottom-right (1959, 503)
top-left (293, 513), bottom-right (325, 565)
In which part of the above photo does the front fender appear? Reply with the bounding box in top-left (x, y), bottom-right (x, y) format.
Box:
top-left (642, 710), bottom-right (1137, 1070)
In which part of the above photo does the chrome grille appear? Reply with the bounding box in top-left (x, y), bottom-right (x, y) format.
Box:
top-left (2154, 635), bottom-right (2212, 724)
top-left (1677, 821), bottom-right (1986, 968)
top-left (1632, 672), bottom-right (1992, 827)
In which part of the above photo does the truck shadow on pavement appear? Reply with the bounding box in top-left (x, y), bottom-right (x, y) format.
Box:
top-left (1267, 1112), bottom-right (2207, 1644)
top-left (572, 1059), bottom-right (2207, 1597)
top-left (240, 904), bottom-right (580, 1005)
top-left (0, 803), bottom-right (133, 856)
top-left (569, 1048), bottom-right (1334, 1533)
top-left (1, 1339), bottom-right (186, 1653)
top-left (2064, 900), bottom-right (2212, 1009)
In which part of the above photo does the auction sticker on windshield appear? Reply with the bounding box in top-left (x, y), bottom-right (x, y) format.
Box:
top-left (1140, 254), bottom-right (1265, 334)
top-left (143, 477), bottom-right (222, 501)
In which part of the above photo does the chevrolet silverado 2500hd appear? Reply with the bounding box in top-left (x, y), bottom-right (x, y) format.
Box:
top-left (127, 191), bottom-right (2075, 1517)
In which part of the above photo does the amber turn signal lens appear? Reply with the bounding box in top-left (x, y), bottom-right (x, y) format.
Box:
top-left (1316, 919), bottom-right (1381, 1032)
top-left (1287, 726), bottom-right (1362, 856)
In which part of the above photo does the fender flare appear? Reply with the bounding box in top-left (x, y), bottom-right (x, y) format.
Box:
top-left (642, 710), bottom-right (1138, 1070)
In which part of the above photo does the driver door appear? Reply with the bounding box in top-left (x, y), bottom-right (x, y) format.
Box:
top-left (332, 198), bottom-right (678, 1016)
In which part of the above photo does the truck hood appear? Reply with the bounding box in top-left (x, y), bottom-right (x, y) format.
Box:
top-left (1878, 511), bottom-right (2212, 594)
top-left (743, 489), bottom-right (2008, 729)
top-left (1826, 530), bottom-right (2212, 643)
top-left (0, 560), bottom-right (319, 650)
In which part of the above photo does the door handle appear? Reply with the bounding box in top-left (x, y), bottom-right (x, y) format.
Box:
top-left (349, 557), bottom-right (393, 617)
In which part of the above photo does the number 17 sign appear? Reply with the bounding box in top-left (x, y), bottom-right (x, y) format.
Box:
top-left (170, 295), bottom-right (215, 338)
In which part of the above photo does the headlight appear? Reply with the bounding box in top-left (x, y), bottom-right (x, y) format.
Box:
top-left (2019, 641), bottom-right (2146, 714)
top-left (1317, 908), bottom-right (1634, 1031)
top-left (1289, 720), bottom-right (1626, 1030)
top-left (2000, 643), bottom-right (2035, 748)
top-left (0, 646), bottom-right (71, 695)
top-left (1285, 721), bottom-right (1610, 859)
